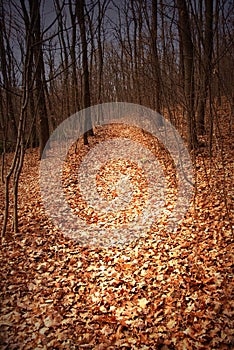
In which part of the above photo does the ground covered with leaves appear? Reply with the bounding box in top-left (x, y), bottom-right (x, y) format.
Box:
top-left (0, 114), bottom-right (233, 349)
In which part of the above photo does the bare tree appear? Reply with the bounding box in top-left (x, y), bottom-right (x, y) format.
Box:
top-left (1, 5), bottom-right (32, 238)
top-left (0, 3), bottom-right (17, 144)
top-left (68, 0), bottom-right (80, 113)
top-left (76, 0), bottom-right (93, 145)
top-left (54, 0), bottom-right (71, 118)
top-left (20, 0), bottom-right (50, 159)
top-left (176, 0), bottom-right (198, 150)
top-left (150, 0), bottom-right (162, 114)
top-left (96, 0), bottom-right (110, 104)
top-left (197, 0), bottom-right (214, 135)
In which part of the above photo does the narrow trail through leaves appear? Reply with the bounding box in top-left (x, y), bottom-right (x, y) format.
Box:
top-left (0, 121), bottom-right (233, 349)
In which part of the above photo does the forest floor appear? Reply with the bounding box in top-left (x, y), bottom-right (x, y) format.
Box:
top-left (0, 110), bottom-right (233, 349)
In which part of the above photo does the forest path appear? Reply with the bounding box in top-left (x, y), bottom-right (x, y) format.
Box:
top-left (0, 120), bottom-right (233, 349)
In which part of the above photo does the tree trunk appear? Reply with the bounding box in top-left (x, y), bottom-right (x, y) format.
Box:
top-left (151, 0), bottom-right (163, 124)
top-left (197, 0), bottom-right (213, 135)
top-left (69, 0), bottom-right (80, 113)
top-left (0, 5), bottom-right (17, 143)
top-left (30, 0), bottom-right (50, 158)
top-left (177, 0), bottom-right (198, 150)
top-left (76, 0), bottom-right (93, 145)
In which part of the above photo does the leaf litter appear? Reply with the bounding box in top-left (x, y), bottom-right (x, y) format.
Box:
top-left (0, 119), bottom-right (233, 349)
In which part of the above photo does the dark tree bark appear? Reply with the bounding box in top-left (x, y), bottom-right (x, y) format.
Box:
top-left (197, 0), bottom-right (213, 135)
top-left (96, 0), bottom-right (109, 104)
top-left (28, 0), bottom-right (50, 158)
top-left (76, 0), bottom-right (93, 145)
top-left (151, 0), bottom-right (163, 124)
top-left (55, 0), bottom-right (71, 118)
top-left (151, 0), bottom-right (161, 111)
top-left (68, 0), bottom-right (80, 113)
top-left (1, 1), bottom-right (32, 238)
top-left (177, 0), bottom-right (198, 150)
top-left (0, 4), bottom-right (17, 143)
top-left (130, 0), bottom-right (142, 104)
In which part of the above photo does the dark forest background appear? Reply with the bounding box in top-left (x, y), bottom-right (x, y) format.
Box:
top-left (0, 0), bottom-right (233, 153)
top-left (0, 0), bottom-right (233, 236)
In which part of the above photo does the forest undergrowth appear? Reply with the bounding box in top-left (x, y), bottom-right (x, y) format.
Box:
top-left (0, 109), bottom-right (233, 349)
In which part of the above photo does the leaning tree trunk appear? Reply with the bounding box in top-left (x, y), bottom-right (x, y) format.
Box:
top-left (1, 27), bottom-right (31, 239)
